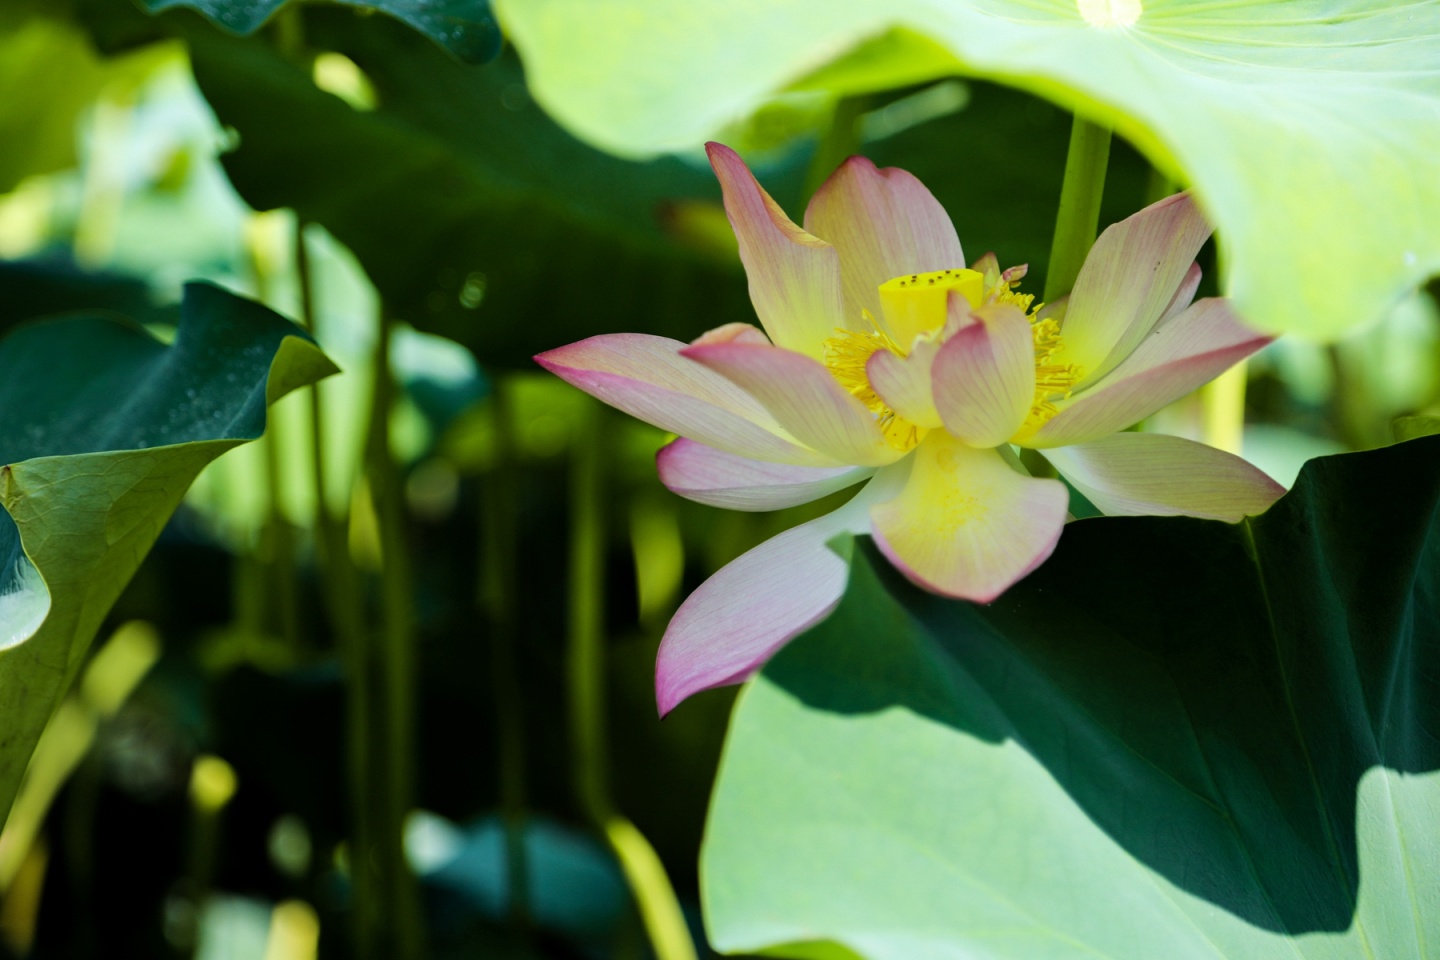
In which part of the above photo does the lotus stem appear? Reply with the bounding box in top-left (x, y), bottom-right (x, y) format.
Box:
top-left (1045, 114), bottom-right (1112, 302)
top-left (567, 402), bottom-right (697, 960)
top-left (479, 382), bottom-right (532, 928)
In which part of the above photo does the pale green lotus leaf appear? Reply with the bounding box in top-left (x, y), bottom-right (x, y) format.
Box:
top-left (494, 0), bottom-right (1440, 342)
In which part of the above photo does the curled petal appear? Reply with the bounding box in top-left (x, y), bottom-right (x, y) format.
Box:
top-left (655, 479), bottom-right (892, 715)
top-left (1024, 299), bottom-right (1271, 448)
top-left (536, 334), bottom-right (835, 466)
top-left (870, 433), bottom-right (1068, 602)
top-left (683, 341), bottom-right (904, 467)
top-left (657, 437), bottom-right (872, 511)
top-left (970, 251), bottom-right (1001, 289)
top-left (1059, 192), bottom-right (1212, 381)
top-left (707, 143), bottom-right (844, 360)
top-left (1159, 262), bottom-right (1203, 328)
top-left (803, 155), bottom-right (964, 325)
top-left (691, 322), bottom-right (770, 346)
top-left (932, 302), bottom-right (1036, 447)
top-left (1042, 432), bottom-right (1284, 521)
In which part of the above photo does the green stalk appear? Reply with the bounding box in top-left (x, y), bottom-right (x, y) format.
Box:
top-left (568, 402), bottom-right (608, 816)
top-left (367, 308), bottom-right (424, 960)
top-left (247, 219), bottom-right (302, 648)
top-left (259, 413), bottom-right (303, 647)
top-left (1199, 361), bottom-right (1248, 455)
top-left (479, 383), bottom-right (531, 928)
top-left (1044, 115), bottom-right (1112, 303)
top-left (567, 404), bottom-right (697, 960)
top-left (802, 95), bottom-right (871, 207)
top-left (295, 222), bottom-right (378, 960)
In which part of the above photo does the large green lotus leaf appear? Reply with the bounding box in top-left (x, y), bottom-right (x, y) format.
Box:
top-left (138, 0), bottom-right (502, 63)
top-left (181, 14), bottom-right (766, 367)
top-left (494, 0), bottom-right (1440, 342)
top-left (704, 437), bottom-right (1440, 959)
top-left (180, 10), bottom-right (1149, 367)
top-left (0, 281), bottom-right (335, 824)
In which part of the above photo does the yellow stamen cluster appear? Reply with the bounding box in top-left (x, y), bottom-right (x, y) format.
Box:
top-left (1027, 314), bottom-right (1083, 427)
top-left (823, 321), bottom-right (924, 452)
top-left (821, 267), bottom-right (1084, 446)
top-left (995, 284), bottom-right (1035, 315)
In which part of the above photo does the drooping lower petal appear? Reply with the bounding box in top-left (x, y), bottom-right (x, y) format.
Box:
top-left (1056, 192), bottom-right (1212, 382)
top-left (803, 155), bottom-right (964, 326)
top-left (536, 333), bottom-right (835, 466)
top-left (657, 437), bottom-right (873, 511)
top-left (655, 481), bottom-right (884, 715)
top-left (707, 143), bottom-right (846, 360)
top-left (1023, 298), bottom-right (1271, 448)
top-left (683, 341), bottom-right (904, 467)
top-left (869, 433), bottom-right (1068, 602)
top-left (1041, 432), bottom-right (1284, 521)
top-left (931, 302), bottom-right (1036, 447)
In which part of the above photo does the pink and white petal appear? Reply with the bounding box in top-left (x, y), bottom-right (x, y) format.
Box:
top-left (707, 143), bottom-right (845, 360)
top-left (931, 302), bottom-right (1036, 447)
top-left (866, 336), bottom-right (943, 429)
top-left (1157, 262), bottom-right (1202, 328)
top-left (683, 341), bottom-right (903, 467)
top-left (657, 437), bottom-right (873, 511)
top-left (803, 155), bottom-right (964, 325)
top-left (1024, 298), bottom-right (1271, 448)
top-left (536, 334), bottom-right (835, 466)
top-left (970, 251), bottom-right (1001, 289)
top-left (690, 322), bottom-right (771, 346)
top-left (654, 477), bottom-right (888, 715)
top-left (869, 434), bottom-right (1068, 602)
top-left (1041, 432), bottom-right (1284, 521)
top-left (1058, 192), bottom-right (1212, 382)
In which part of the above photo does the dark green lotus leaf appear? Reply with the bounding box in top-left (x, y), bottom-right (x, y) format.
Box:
top-left (0, 281), bottom-right (336, 824)
top-left (183, 9), bottom-right (1150, 368)
top-left (184, 16), bottom-right (765, 367)
top-left (705, 437), bottom-right (1440, 959)
top-left (138, 0), bottom-right (502, 63)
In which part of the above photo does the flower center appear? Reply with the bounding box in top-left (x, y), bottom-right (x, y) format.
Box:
top-left (823, 265), bottom-right (1085, 447)
top-left (1026, 314), bottom-right (1083, 428)
top-left (823, 324), bottom-right (924, 452)
top-left (877, 268), bottom-right (985, 349)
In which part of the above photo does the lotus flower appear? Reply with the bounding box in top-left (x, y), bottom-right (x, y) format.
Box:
top-left (537, 143), bottom-right (1283, 715)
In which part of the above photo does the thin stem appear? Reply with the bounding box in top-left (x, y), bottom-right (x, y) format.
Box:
top-left (247, 217), bottom-right (301, 648)
top-left (603, 816), bottom-right (699, 960)
top-left (259, 427), bottom-right (302, 647)
top-left (367, 308), bottom-right (424, 960)
top-left (1199, 361), bottom-right (1248, 455)
top-left (568, 401), bottom-right (608, 816)
top-left (479, 383), bottom-right (531, 928)
top-left (802, 95), bottom-right (871, 207)
top-left (295, 221), bottom-right (377, 960)
top-left (566, 404), bottom-right (697, 960)
top-left (1044, 115), bottom-right (1112, 303)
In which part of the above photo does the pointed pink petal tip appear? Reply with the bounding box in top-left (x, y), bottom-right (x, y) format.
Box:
top-left (653, 494), bottom-right (875, 716)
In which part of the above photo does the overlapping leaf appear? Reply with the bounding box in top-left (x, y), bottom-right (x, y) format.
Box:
top-left (0, 282), bottom-right (335, 824)
top-left (495, 0), bottom-right (1440, 341)
top-left (180, 10), bottom-right (1151, 367)
top-left (705, 437), bottom-right (1440, 959)
top-left (138, 0), bottom-right (502, 63)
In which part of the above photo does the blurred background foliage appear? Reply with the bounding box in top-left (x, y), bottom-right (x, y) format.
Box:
top-left (0, 0), bottom-right (1435, 958)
